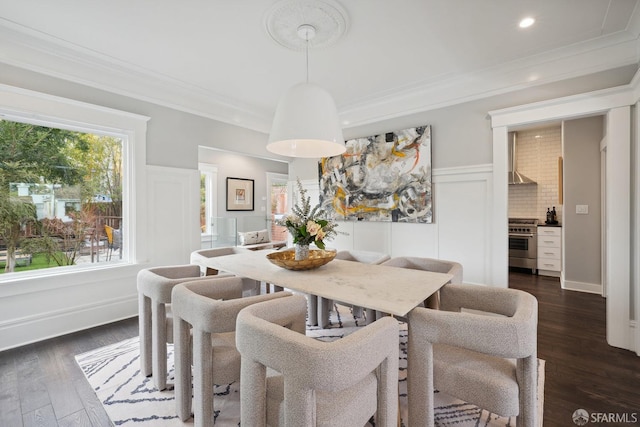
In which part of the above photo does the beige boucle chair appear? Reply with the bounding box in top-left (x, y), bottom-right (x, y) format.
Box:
top-left (189, 247), bottom-right (249, 276)
top-left (407, 283), bottom-right (538, 427)
top-left (172, 277), bottom-right (294, 427)
top-left (189, 247), bottom-right (260, 295)
top-left (236, 294), bottom-right (400, 427)
top-left (382, 256), bottom-right (463, 284)
top-left (137, 264), bottom-right (229, 390)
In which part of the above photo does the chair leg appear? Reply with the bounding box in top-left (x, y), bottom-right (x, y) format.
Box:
top-left (174, 317), bottom-right (192, 421)
top-left (240, 360), bottom-right (268, 427)
top-left (407, 336), bottom-right (435, 427)
top-left (517, 355), bottom-right (538, 427)
top-left (193, 330), bottom-right (214, 427)
top-left (151, 302), bottom-right (168, 391)
top-left (139, 294), bottom-right (152, 377)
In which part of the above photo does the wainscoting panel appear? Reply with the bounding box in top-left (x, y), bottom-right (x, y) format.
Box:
top-left (146, 166), bottom-right (201, 266)
top-left (390, 222), bottom-right (439, 259)
top-left (0, 264), bottom-right (141, 351)
top-left (320, 165), bottom-right (493, 285)
top-left (434, 166), bottom-right (492, 285)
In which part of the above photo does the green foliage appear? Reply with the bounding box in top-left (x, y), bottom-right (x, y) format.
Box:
top-left (74, 134), bottom-right (123, 202)
top-left (0, 120), bottom-right (88, 185)
top-left (21, 209), bottom-right (96, 266)
top-left (0, 172), bottom-right (37, 272)
top-left (0, 119), bottom-right (123, 272)
top-left (0, 252), bottom-right (61, 273)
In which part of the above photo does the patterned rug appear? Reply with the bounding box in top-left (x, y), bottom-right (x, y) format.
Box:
top-left (75, 306), bottom-right (544, 426)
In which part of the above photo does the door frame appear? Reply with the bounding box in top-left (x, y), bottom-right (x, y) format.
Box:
top-left (489, 85), bottom-right (636, 353)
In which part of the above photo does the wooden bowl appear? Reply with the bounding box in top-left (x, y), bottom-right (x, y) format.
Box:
top-left (266, 249), bottom-right (336, 271)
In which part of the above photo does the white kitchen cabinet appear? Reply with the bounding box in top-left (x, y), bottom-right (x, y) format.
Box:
top-left (538, 226), bottom-right (562, 277)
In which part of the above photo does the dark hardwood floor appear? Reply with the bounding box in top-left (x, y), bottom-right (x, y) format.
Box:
top-left (509, 270), bottom-right (640, 427)
top-left (1, 272), bottom-right (638, 426)
top-left (0, 318), bottom-right (138, 427)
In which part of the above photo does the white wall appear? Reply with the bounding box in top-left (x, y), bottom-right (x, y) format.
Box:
top-left (198, 147), bottom-right (288, 222)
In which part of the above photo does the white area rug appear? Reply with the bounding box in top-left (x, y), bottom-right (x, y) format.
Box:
top-left (76, 306), bottom-right (544, 426)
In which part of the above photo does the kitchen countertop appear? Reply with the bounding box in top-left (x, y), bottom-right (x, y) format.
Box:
top-left (539, 223), bottom-right (562, 227)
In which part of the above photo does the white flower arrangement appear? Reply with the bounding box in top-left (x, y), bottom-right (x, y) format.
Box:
top-left (276, 179), bottom-right (338, 249)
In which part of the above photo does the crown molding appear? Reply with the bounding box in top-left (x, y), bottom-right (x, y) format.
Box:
top-left (339, 31), bottom-right (640, 127)
top-left (1, 18), bottom-right (639, 133)
top-left (0, 19), bottom-right (272, 133)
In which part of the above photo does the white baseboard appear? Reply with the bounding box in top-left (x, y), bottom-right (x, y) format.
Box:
top-left (0, 295), bottom-right (137, 352)
top-left (562, 278), bottom-right (603, 294)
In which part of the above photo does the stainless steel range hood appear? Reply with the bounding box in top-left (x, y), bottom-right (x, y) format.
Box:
top-left (508, 132), bottom-right (536, 185)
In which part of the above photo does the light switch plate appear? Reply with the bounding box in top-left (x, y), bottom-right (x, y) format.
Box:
top-left (576, 204), bottom-right (588, 214)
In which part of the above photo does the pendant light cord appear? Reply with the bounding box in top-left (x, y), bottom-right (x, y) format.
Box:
top-left (305, 33), bottom-right (309, 83)
top-left (298, 24), bottom-right (315, 84)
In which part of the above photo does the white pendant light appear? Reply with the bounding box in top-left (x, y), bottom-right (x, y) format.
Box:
top-left (267, 24), bottom-right (346, 158)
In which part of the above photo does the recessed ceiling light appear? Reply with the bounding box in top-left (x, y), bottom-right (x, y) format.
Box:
top-left (519, 17), bottom-right (535, 28)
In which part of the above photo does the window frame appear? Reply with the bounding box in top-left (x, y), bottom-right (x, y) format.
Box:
top-left (0, 83), bottom-right (149, 283)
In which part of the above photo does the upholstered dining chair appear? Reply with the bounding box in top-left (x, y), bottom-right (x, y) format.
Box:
top-left (236, 294), bottom-right (400, 427)
top-left (407, 283), bottom-right (538, 427)
top-left (189, 247), bottom-right (260, 295)
top-left (137, 264), bottom-right (232, 390)
top-left (189, 246), bottom-right (249, 276)
top-left (322, 250), bottom-right (391, 322)
top-left (172, 277), bottom-right (294, 427)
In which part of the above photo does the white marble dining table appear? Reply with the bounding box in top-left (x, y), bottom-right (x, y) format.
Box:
top-left (199, 249), bottom-right (453, 327)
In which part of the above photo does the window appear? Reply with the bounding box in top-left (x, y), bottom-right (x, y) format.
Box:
top-left (199, 163), bottom-right (217, 246)
top-left (267, 173), bottom-right (288, 242)
top-left (0, 117), bottom-right (126, 274)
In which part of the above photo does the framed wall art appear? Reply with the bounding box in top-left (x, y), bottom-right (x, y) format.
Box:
top-left (226, 177), bottom-right (254, 211)
top-left (319, 125), bottom-right (432, 223)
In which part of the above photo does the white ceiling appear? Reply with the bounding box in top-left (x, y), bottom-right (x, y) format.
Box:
top-left (1, 0), bottom-right (639, 133)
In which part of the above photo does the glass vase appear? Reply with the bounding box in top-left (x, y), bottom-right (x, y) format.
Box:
top-left (294, 244), bottom-right (310, 261)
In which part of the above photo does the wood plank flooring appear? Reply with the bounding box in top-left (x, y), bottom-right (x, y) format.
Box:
top-left (0, 272), bottom-right (638, 426)
top-left (509, 271), bottom-right (640, 426)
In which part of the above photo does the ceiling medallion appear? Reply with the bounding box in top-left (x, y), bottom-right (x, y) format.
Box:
top-left (264, 0), bottom-right (349, 51)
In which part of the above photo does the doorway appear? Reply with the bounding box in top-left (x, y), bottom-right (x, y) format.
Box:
top-left (491, 99), bottom-right (634, 353)
top-left (266, 173), bottom-right (289, 243)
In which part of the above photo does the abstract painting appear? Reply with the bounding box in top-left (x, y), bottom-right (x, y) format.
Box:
top-left (319, 125), bottom-right (432, 223)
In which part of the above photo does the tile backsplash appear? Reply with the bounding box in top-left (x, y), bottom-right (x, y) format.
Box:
top-left (508, 126), bottom-right (563, 224)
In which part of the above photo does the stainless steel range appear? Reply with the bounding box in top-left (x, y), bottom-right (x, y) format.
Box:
top-left (509, 218), bottom-right (538, 273)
